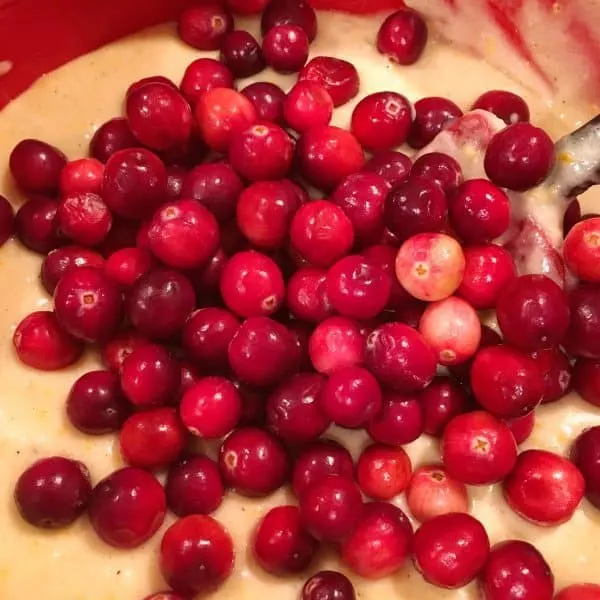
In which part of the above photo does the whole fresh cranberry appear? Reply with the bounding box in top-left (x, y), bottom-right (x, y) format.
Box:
top-left (361, 244), bottom-right (411, 309)
top-left (408, 97), bottom-right (463, 149)
top-left (177, 1), bottom-right (233, 50)
top-left (410, 152), bottom-right (463, 196)
top-left (472, 90), bottom-right (530, 124)
top-left (261, 0), bottom-right (317, 41)
top-left (376, 8), bottom-right (428, 65)
top-left (363, 150), bottom-right (412, 188)
top-left (241, 81), bottom-right (286, 123)
top-left (298, 56), bottom-right (359, 107)
top-left (59, 157), bottom-right (104, 196)
top-left (15, 197), bottom-right (63, 254)
top-left (564, 217), bottom-right (600, 283)
top-left (565, 283), bottom-right (600, 358)
top-left (531, 347), bottom-right (572, 404)
top-left (301, 571), bottom-right (355, 600)
top-left (89, 118), bottom-right (138, 163)
top-left (308, 316), bottom-right (364, 374)
top-left (219, 30), bottom-right (265, 78)
top-left (9, 138), bottom-right (66, 194)
top-left (284, 81), bottom-right (334, 133)
top-left (418, 376), bottom-right (471, 437)
top-left (356, 444), bottom-right (412, 500)
top-left (504, 412), bottom-right (536, 445)
top-left (571, 426), bottom-right (600, 509)
top-left (179, 58), bottom-right (234, 106)
top-left (57, 192), bottom-right (112, 247)
top-left (287, 267), bottom-right (333, 323)
top-left (262, 24), bottom-right (309, 73)
top-left (367, 392), bottom-right (424, 446)
top-left (101, 328), bottom-right (149, 373)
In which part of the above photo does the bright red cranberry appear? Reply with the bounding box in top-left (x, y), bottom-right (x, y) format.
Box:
top-left (504, 449), bottom-right (584, 525)
top-left (105, 247), bottom-right (155, 288)
top-left (195, 88), bottom-right (257, 153)
top-left (377, 7), bottom-right (428, 65)
top-left (418, 376), bottom-right (470, 437)
top-left (9, 138), bottom-right (66, 194)
top-left (57, 192), bottom-right (112, 246)
top-left (302, 571), bottom-right (355, 600)
top-left (406, 464), bottom-right (469, 522)
top-left (504, 411), bottom-right (535, 444)
top-left (408, 97), bottom-right (463, 149)
top-left (14, 457), bottom-right (91, 529)
top-left (286, 268), bottom-right (332, 323)
top-left (126, 76), bottom-right (178, 98)
top-left (189, 247), bottom-right (228, 295)
top-left (15, 197), bottom-right (63, 254)
top-left (356, 444), bottom-right (411, 500)
top-left (90, 118), bottom-right (138, 163)
top-left (555, 584), bottom-right (600, 600)
top-left (177, 1), bottom-right (233, 50)
top-left (448, 324), bottom-right (502, 384)
top-left (219, 426), bottom-right (289, 496)
top-left (180, 58), bottom-right (234, 105)
top-left (308, 316), bottom-right (364, 374)
top-left (178, 361), bottom-right (203, 397)
top-left (571, 426), bottom-right (600, 509)
top-left (121, 343), bottom-right (179, 407)
top-left (341, 502), bottom-right (412, 578)
top-left (479, 540), bottom-right (554, 600)
top-left (102, 148), bottom-right (167, 220)
top-left (531, 347), bottom-right (572, 404)
top-left (410, 152), bottom-right (463, 196)
top-left (298, 56), bottom-right (359, 107)
top-left (253, 505), bottom-right (319, 575)
top-left (564, 217), bottom-right (600, 283)
top-left (59, 157), bottom-right (104, 196)
top-left (241, 81), bottom-right (285, 123)
top-left (283, 81), bottom-right (333, 134)
top-left (442, 411), bottom-right (517, 485)
top-left (574, 357), bottom-right (600, 407)
top-left (472, 89), bottom-right (530, 124)
top-left (457, 244), bottom-right (516, 309)
top-left (160, 515), bottom-right (234, 596)
top-left (367, 391), bottom-right (424, 445)
top-left (90, 467), bottom-right (166, 548)
top-left (40, 246), bottom-right (104, 294)
top-left (484, 122), bottom-right (554, 191)
top-left (363, 150), bottom-right (412, 188)
top-left (565, 283), bottom-right (600, 358)
top-left (262, 24), bottom-right (309, 73)
top-left (220, 30), bottom-right (265, 78)
top-left (101, 329), bottom-right (149, 373)
top-left (262, 0), bottom-right (317, 40)
top-left (67, 370), bottom-right (129, 434)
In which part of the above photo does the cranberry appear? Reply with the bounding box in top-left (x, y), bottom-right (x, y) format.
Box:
top-left (356, 444), bottom-right (411, 500)
top-left (448, 324), bottom-right (502, 383)
top-left (40, 246), bottom-right (104, 294)
top-left (363, 150), bottom-right (412, 188)
top-left (408, 97), bottom-right (463, 149)
top-left (573, 358), bottom-right (600, 407)
top-left (285, 268), bottom-right (331, 323)
top-left (282, 83), bottom-right (332, 136)
top-left (377, 7), bottom-right (428, 64)
top-left (56, 192), bottom-right (112, 246)
top-left (565, 283), bottom-right (600, 358)
top-left (105, 247), bottom-right (155, 288)
top-left (220, 30), bottom-right (265, 78)
top-left (302, 571), bottom-right (355, 600)
top-left (253, 505), bottom-right (319, 575)
top-left (555, 585), bottom-right (600, 600)
top-left (166, 454), bottom-right (224, 517)
top-left (219, 426), bottom-right (289, 496)
top-left (90, 118), bottom-right (138, 162)
top-left (102, 148), bottom-right (167, 220)
top-left (262, 24), bottom-right (309, 73)
top-left (457, 244), bottom-right (516, 309)
top-left (571, 426), bottom-right (600, 509)
top-left (484, 122), bottom-right (554, 191)
top-left (505, 412), bottom-right (535, 445)
top-left (340, 502), bottom-right (412, 578)
top-left (121, 343), bottom-right (179, 407)
top-left (101, 329), bottom-right (149, 373)
top-left (361, 244), bottom-right (409, 308)
top-left (298, 56), bottom-right (359, 107)
top-left (59, 157), bottom-right (103, 196)
top-left (177, 1), bottom-right (233, 50)
top-left (90, 467), bottom-right (166, 548)
top-left (14, 457), bottom-right (91, 529)
top-left (190, 247), bottom-right (228, 295)
top-left (418, 376), bottom-right (470, 437)
top-left (9, 138), bottom-right (66, 194)
top-left (410, 152), bottom-right (463, 196)
top-left (406, 465), bottom-right (469, 522)
top-left (15, 196), bottom-right (63, 254)
top-left (442, 411), bottom-right (517, 485)
top-left (143, 593), bottom-right (185, 600)
top-left (564, 217), bottom-right (600, 283)
top-left (126, 76), bottom-right (178, 98)
top-left (472, 89), bottom-right (530, 124)
top-left (100, 218), bottom-right (139, 255)
top-left (241, 81), bottom-right (285, 123)
top-left (66, 370), bottom-right (129, 434)
top-left (160, 515), bottom-right (234, 596)
top-left (180, 58), bottom-right (234, 106)
top-left (479, 540), bottom-right (554, 600)
top-left (531, 347), bottom-right (572, 404)
top-left (262, 0), bottom-right (317, 40)
top-left (308, 316), bottom-right (364, 374)
top-left (128, 268), bottom-right (195, 340)
top-left (367, 391), bottom-right (424, 445)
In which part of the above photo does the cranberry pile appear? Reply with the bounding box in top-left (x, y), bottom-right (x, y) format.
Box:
top-left (4, 0), bottom-right (600, 599)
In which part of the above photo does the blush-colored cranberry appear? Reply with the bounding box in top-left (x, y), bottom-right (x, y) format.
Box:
top-left (442, 411), bottom-right (517, 485)
top-left (262, 24), bottom-right (309, 73)
top-left (286, 267), bottom-right (332, 323)
top-left (253, 505), bottom-right (319, 575)
top-left (241, 81), bottom-right (285, 123)
top-left (479, 540), bottom-right (554, 600)
top-left (457, 244), bottom-right (516, 309)
top-left (406, 465), bottom-right (469, 522)
top-left (57, 192), bottom-right (112, 246)
top-left (531, 347), bottom-right (572, 403)
top-left (90, 467), bottom-right (166, 548)
top-left (377, 7), bottom-right (428, 65)
top-left (9, 138), bottom-right (66, 194)
top-left (503, 449), bottom-right (584, 526)
top-left (297, 126), bottom-right (365, 191)
top-left (89, 118), bottom-right (138, 163)
top-left (15, 197), bottom-right (62, 254)
top-left (504, 412), bottom-right (536, 445)
top-left (59, 157), bottom-right (104, 196)
top-left (418, 376), bottom-right (470, 437)
top-left (102, 148), bottom-right (167, 220)
top-left (40, 246), bottom-right (104, 294)
top-left (180, 58), bottom-right (234, 105)
top-left (573, 357), bottom-right (600, 407)
top-left (363, 150), bottom-right (412, 188)
top-left (160, 515), bottom-right (234, 596)
top-left (101, 328), bottom-right (149, 373)
top-left (105, 247), bottom-right (155, 288)
top-left (484, 122), bottom-right (554, 191)
top-left (14, 456), bottom-right (91, 529)
top-left (298, 56), bottom-right (359, 107)
top-left (283, 81), bottom-right (333, 133)
top-left (565, 283), bottom-right (600, 359)
top-left (219, 427), bottom-right (289, 496)
top-left (302, 571), bottom-right (355, 600)
top-left (367, 391), bottom-right (424, 445)
top-left (472, 89), bottom-right (530, 123)
top-left (356, 444), bottom-right (411, 500)
top-left (262, 0), bottom-right (317, 40)
top-left (341, 502), bottom-right (412, 578)
top-left (67, 370), bottom-right (129, 434)
top-left (555, 584), bottom-right (600, 600)
top-left (414, 512), bottom-right (489, 589)
top-left (408, 97), bottom-right (463, 149)
top-left (564, 217), bottom-right (600, 283)
top-left (309, 316), bottom-right (364, 374)
top-left (411, 152), bottom-right (463, 196)
top-left (229, 122), bottom-right (293, 181)
top-left (177, 1), bottom-right (233, 50)
top-left (220, 30), bottom-right (265, 78)
top-left (571, 426), bottom-right (600, 509)
top-left (121, 343), bottom-right (180, 407)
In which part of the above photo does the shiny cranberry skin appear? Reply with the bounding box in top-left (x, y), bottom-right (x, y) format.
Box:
top-left (283, 83), bottom-right (332, 136)
top-left (9, 138), bottom-right (66, 194)
top-left (102, 148), bottom-right (167, 220)
top-left (286, 267), bottom-right (332, 323)
top-left (504, 412), bottom-right (535, 445)
top-left (241, 81), bottom-right (285, 123)
top-left (40, 246), bottom-right (104, 294)
top-left (126, 75), bottom-right (178, 98)
top-left (101, 328), bottom-right (149, 373)
top-left (531, 347), bottom-right (572, 404)
top-left (121, 343), bottom-right (180, 407)
top-left (219, 427), bottom-right (289, 496)
top-left (105, 247), bottom-right (155, 288)
top-left (377, 7), bottom-right (427, 65)
top-left (363, 150), bottom-right (412, 188)
top-left (298, 56), bottom-right (359, 107)
top-left (504, 449), bottom-right (584, 525)
top-left (177, 1), bottom-right (233, 50)
top-left (361, 244), bottom-right (409, 308)
top-left (408, 97), bottom-right (463, 149)
top-left (14, 457), bottom-right (91, 529)
top-left (571, 426), bottom-right (600, 509)
top-left (190, 247), bottom-right (228, 295)
top-left (479, 540), bottom-right (554, 600)
top-left (15, 196), bottom-right (62, 254)
top-left (59, 157), bottom-right (103, 197)
top-left (302, 571), bottom-right (355, 600)
top-left (356, 444), bottom-right (411, 500)
top-left (574, 357), bottom-right (600, 407)
top-left (555, 585), bottom-right (600, 600)
top-left (565, 283), bottom-right (600, 358)
top-left (385, 177), bottom-right (448, 241)
top-left (564, 217), bottom-right (600, 283)
top-left (253, 505), bottom-right (319, 575)
top-left (262, 24), bottom-right (309, 73)
top-left (229, 121), bottom-right (293, 181)
top-left (472, 89), bottom-right (530, 124)
top-left (262, 0), bottom-right (317, 40)
top-left (367, 392), bottom-right (424, 445)
top-left (341, 502), bottom-right (412, 578)
top-left (90, 467), bottom-right (166, 548)
top-left (406, 465), bottom-right (469, 522)
top-left (410, 152), bottom-right (463, 196)
top-left (90, 118), bottom-right (138, 162)
top-left (180, 58), bottom-right (234, 106)
top-left (220, 30), bottom-right (265, 78)
top-left (442, 411), bottom-right (517, 485)
top-left (160, 515), bottom-right (234, 596)
top-left (419, 376), bottom-right (470, 437)
top-left (56, 192), bottom-right (112, 246)
top-left (309, 316), bottom-right (364, 374)
top-left (67, 370), bottom-right (129, 434)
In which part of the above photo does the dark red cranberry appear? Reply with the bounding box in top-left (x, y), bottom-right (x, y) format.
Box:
top-left (67, 370), bottom-right (129, 434)
top-left (301, 571), bottom-right (355, 600)
top-left (219, 426), bottom-right (289, 496)
top-left (531, 347), bottom-right (572, 404)
top-left (40, 246), bottom-right (104, 294)
top-left (89, 118), bottom-right (138, 163)
top-left (177, 1), bottom-right (233, 50)
top-left (262, 24), bottom-right (309, 73)
top-left (357, 444), bottom-right (412, 500)
top-left (573, 357), bottom-right (600, 407)
top-left (284, 81), bottom-right (334, 133)
top-left (241, 81), bottom-right (285, 123)
top-left (189, 247), bottom-right (228, 295)
top-left (99, 217), bottom-right (139, 256)
top-left (298, 56), bottom-right (359, 106)
top-left (15, 196), bottom-right (63, 254)
top-left (89, 467), bottom-right (166, 548)
top-left (410, 152), bottom-right (463, 196)
top-left (220, 30), bottom-right (265, 78)
top-left (367, 391), bottom-right (424, 445)
top-left (408, 97), bottom-right (463, 149)
top-left (377, 8), bottom-right (428, 65)
top-left (0, 194), bottom-right (14, 246)
top-left (565, 283), bottom-right (600, 359)
top-left (57, 192), bottom-right (112, 246)
top-left (571, 426), bottom-right (600, 509)
top-left (419, 376), bottom-right (470, 437)
top-left (14, 456), bottom-right (91, 528)
top-left (262, 0), bottom-right (317, 41)
top-left (105, 247), bottom-right (156, 288)
top-left (504, 412), bottom-right (535, 445)
top-left (472, 90), bottom-right (530, 124)
top-left (308, 316), bottom-right (364, 374)
top-left (59, 157), bottom-right (104, 196)
top-left (9, 138), bottom-right (66, 194)
top-left (179, 58), bottom-right (234, 106)
top-left (101, 329), bottom-right (149, 373)
top-left (363, 150), bottom-right (412, 188)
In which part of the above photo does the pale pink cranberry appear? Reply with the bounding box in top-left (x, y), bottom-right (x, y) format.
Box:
top-left (302, 571), bottom-right (355, 600)
top-left (504, 412), bottom-right (536, 445)
top-left (59, 157), bottom-right (104, 196)
top-left (356, 444), bottom-right (411, 500)
top-left (298, 56), bottom-right (359, 107)
top-left (341, 502), bottom-right (412, 578)
top-left (90, 467), bottom-right (166, 548)
top-left (195, 88), bottom-right (257, 153)
top-left (531, 347), bottom-right (572, 404)
top-left (408, 97), bottom-right (463, 149)
top-left (410, 152), bottom-right (463, 196)
top-left (414, 512), bottom-right (490, 588)
top-left (362, 244), bottom-right (411, 309)
top-left (504, 449), bottom-right (584, 526)
top-left (367, 392), bottom-right (424, 445)
top-left (253, 505), bottom-right (319, 575)
top-left (442, 411), bottom-right (517, 485)
top-left (472, 90), bottom-right (530, 124)
top-left (241, 81), bottom-right (285, 123)
top-left (484, 122), bottom-right (554, 191)
top-left (377, 8), bottom-right (428, 65)
top-left (101, 329), bottom-right (149, 373)
top-left (283, 81), bottom-right (333, 133)
top-left (40, 246), bottom-right (104, 294)
top-left (406, 465), bottom-right (469, 522)
top-left (180, 58), bottom-right (234, 106)
top-left (262, 24), bottom-right (309, 73)
top-left (308, 316), bottom-right (364, 374)
top-left (395, 233), bottom-right (465, 302)
top-left (478, 540), bottom-right (554, 600)
top-left (219, 427), bottom-right (289, 496)
top-left (220, 30), bottom-right (265, 78)
top-left (261, 0), bottom-right (317, 40)
top-left (177, 2), bottom-right (233, 50)
top-left (15, 197), bottom-right (63, 254)
top-left (105, 247), bottom-right (156, 288)
top-left (363, 150), bottom-right (412, 188)
top-left (287, 267), bottom-right (333, 323)
top-left (574, 358), bottom-right (600, 407)
top-left (9, 138), bottom-right (66, 194)
top-left (159, 515), bottom-right (234, 596)
top-left (418, 376), bottom-right (470, 437)
top-left (571, 426), bottom-right (600, 509)
top-left (89, 118), bottom-right (138, 163)
top-left (565, 283), bottom-right (600, 359)
top-left (457, 244), bottom-right (517, 309)
top-left (564, 217), bottom-right (600, 283)
top-left (57, 192), bottom-right (112, 246)
top-left (555, 584), bottom-right (600, 600)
